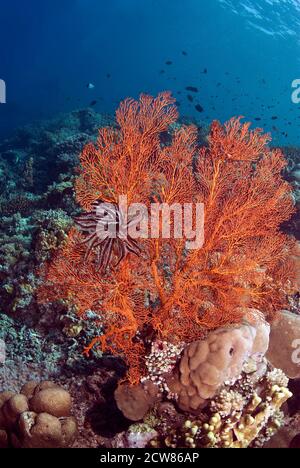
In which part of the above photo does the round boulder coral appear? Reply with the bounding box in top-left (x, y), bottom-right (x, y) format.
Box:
top-left (30, 388), bottom-right (72, 418)
top-left (115, 381), bottom-right (160, 421)
top-left (0, 381), bottom-right (77, 448)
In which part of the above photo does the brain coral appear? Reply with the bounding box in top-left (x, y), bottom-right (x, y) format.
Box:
top-left (167, 321), bottom-right (270, 413)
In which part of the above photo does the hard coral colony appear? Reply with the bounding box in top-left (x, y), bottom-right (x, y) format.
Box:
top-left (38, 92), bottom-right (297, 447)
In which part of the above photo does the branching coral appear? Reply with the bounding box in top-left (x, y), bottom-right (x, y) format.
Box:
top-left (149, 366), bottom-right (291, 449)
top-left (38, 92), bottom-right (296, 384)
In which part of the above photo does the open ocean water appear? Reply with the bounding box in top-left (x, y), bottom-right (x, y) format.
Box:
top-left (0, 0), bottom-right (300, 145)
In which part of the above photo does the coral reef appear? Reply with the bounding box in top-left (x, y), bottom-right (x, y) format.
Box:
top-left (95, 310), bottom-right (295, 449)
top-left (166, 320), bottom-right (270, 413)
top-left (115, 364), bottom-right (291, 449)
top-left (38, 93), bottom-right (297, 386)
top-left (282, 147), bottom-right (300, 239)
top-left (0, 96), bottom-right (299, 449)
top-left (0, 110), bottom-right (116, 394)
top-left (176, 370), bottom-right (290, 449)
top-left (114, 316), bottom-right (270, 418)
top-left (0, 381), bottom-right (77, 448)
top-left (265, 414), bottom-right (300, 448)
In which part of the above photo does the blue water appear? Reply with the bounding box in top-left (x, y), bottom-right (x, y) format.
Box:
top-left (1, 0), bottom-right (300, 146)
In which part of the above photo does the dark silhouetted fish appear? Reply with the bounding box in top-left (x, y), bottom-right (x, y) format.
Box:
top-left (185, 86), bottom-right (198, 93)
top-left (90, 100), bottom-right (97, 106)
top-left (165, 61), bottom-right (173, 65)
top-left (187, 95), bottom-right (194, 102)
top-left (195, 104), bottom-right (204, 113)
top-left (182, 51), bottom-right (188, 56)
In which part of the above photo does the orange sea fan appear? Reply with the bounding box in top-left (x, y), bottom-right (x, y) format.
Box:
top-left (38, 93), bottom-right (297, 384)
top-left (75, 91), bottom-right (178, 210)
top-left (208, 117), bottom-right (271, 162)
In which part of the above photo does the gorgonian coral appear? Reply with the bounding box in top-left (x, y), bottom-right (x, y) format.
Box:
top-left (38, 92), bottom-right (296, 384)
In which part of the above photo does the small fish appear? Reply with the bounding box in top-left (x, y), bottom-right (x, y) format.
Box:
top-left (185, 86), bottom-right (198, 93)
top-left (106, 73), bottom-right (111, 78)
top-left (165, 61), bottom-right (173, 65)
top-left (202, 68), bottom-right (208, 74)
top-left (187, 95), bottom-right (194, 102)
top-left (271, 116), bottom-right (278, 120)
top-left (90, 100), bottom-right (97, 106)
top-left (195, 104), bottom-right (204, 113)
top-left (182, 51), bottom-right (188, 56)
top-left (86, 83), bottom-right (95, 89)
top-left (159, 69), bottom-right (165, 74)
top-left (254, 117), bottom-right (261, 121)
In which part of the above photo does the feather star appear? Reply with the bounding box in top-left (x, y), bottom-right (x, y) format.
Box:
top-left (74, 200), bottom-right (143, 272)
